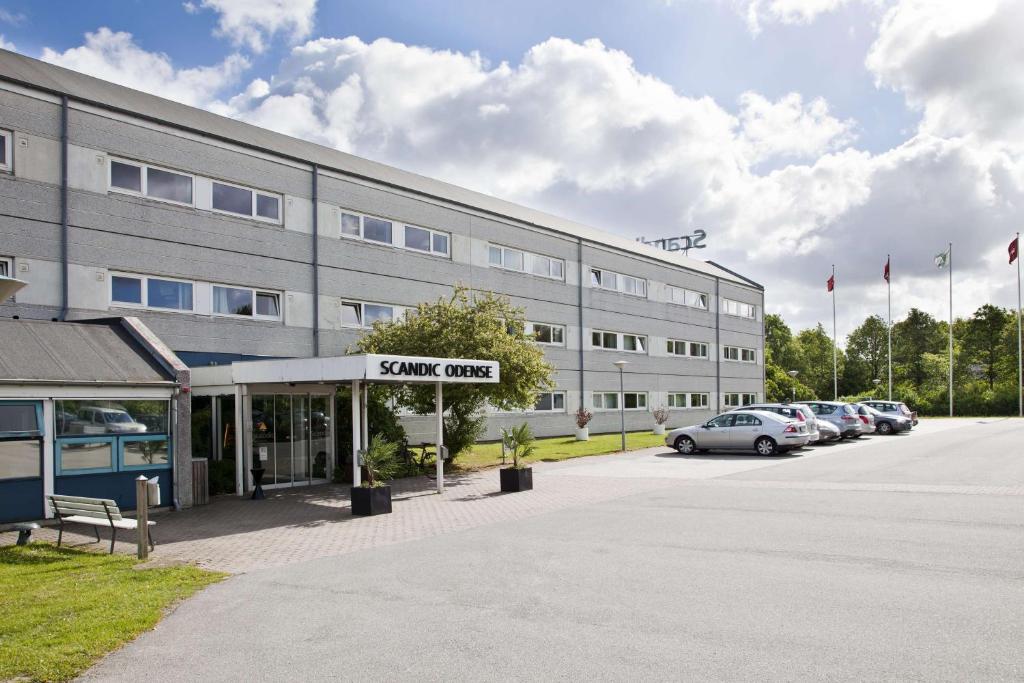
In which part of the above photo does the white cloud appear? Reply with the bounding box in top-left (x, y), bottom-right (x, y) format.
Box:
top-left (40, 28), bottom-right (248, 108)
top-left (732, 0), bottom-right (856, 34)
top-left (193, 0), bottom-right (317, 53)
top-left (738, 91), bottom-right (856, 163)
top-left (0, 35), bottom-right (15, 52)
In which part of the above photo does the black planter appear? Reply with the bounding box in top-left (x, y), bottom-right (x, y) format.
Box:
top-left (351, 485), bottom-right (393, 516)
top-left (500, 467), bottom-right (533, 493)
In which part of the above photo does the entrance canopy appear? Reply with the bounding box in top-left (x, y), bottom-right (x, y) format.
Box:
top-left (190, 354), bottom-right (501, 495)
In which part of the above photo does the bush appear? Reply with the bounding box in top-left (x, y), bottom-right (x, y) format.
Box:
top-left (444, 402), bottom-right (487, 460)
top-left (361, 435), bottom-right (398, 487)
top-left (500, 423), bottom-right (536, 469)
top-left (336, 386), bottom-right (406, 464)
top-left (575, 407), bottom-right (593, 429)
top-left (207, 459), bottom-right (236, 496)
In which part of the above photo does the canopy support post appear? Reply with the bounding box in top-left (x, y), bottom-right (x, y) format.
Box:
top-left (350, 380), bottom-right (362, 487)
top-left (435, 381), bottom-right (444, 494)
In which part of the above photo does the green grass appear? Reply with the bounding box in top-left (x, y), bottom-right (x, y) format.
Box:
top-left (0, 544), bottom-right (225, 682)
top-left (455, 430), bottom-right (666, 470)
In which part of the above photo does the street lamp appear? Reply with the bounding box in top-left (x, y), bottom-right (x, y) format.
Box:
top-left (613, 359), bottom-right (629, 451)
top-left (787, 370), bottom-right (799, 402)
top-left (872, 378), bottom-right (881, 396)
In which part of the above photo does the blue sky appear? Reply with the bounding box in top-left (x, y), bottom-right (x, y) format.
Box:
top-left (1, 1), bottom-right (1021, 333)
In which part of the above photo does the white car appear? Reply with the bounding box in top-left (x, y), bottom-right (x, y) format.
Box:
top-left (665, 410), bottom-right (810, 457)
top-left (69, 406), bottom-right (148, 435)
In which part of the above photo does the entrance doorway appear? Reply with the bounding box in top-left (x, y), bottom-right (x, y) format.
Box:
top-left (251, 394), bottom-right (330, 488)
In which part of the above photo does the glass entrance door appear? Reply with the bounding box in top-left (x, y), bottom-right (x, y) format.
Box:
top-left (251, 393), bottom-right (329, 489)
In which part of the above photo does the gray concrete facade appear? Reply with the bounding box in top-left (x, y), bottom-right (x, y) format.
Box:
top-left (0, 53), bottom-right (764, 447)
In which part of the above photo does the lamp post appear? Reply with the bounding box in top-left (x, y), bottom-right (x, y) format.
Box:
top-left (613, 359), bottom-right (629, 452)
top-left (787, 370), bottom-right (799, 402)
top-left (872, 378), bottom-right (881, 396)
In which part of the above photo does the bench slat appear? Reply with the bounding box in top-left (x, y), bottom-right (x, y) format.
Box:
top-left (49, 494), bottom-right (117, 506)
top-left (50, 501), bottom-right (118, 514)
top-left (62, 515), bottom-right (154, 530)
top-left (52, 508), bottom-right (114, 521)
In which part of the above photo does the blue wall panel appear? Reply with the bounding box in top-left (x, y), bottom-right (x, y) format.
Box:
top-left (0, 479), bottom-right (43, 522)
top-left (55, 469), bottom-right (172, 511)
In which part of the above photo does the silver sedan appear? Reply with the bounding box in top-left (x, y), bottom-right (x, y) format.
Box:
top-left (665, 409), bottom-right (810, 457)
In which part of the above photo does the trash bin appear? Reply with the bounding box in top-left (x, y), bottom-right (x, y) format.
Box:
top-left (146, 476), bottom-right (161, 507)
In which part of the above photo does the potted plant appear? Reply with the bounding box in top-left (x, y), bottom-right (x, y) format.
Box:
top-left (351, 435), bottom-right (397, 516)
top-left (499, 423), bottom-right (535, 493)
top-left (574, 407), bottom-right (593, 441)
top-left (652, 406), bottom-right (669, 435)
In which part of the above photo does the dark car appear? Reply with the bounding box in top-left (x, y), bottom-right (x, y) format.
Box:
top-left (859, 403), bottom-right (912, 435)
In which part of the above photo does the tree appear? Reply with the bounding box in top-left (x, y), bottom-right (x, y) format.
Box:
top-left (795, 324), bottom-right (845, 400)
top-left (765, 313), bottom-right (802, 371)
top-left (355, 286), bottom-right (555, 457)
top-left (892, 308), bottom-right (944, 388)
top-left (963, 304), bottom-right (1011, 389)
top-left (844, 315), bottom-right (889, 394)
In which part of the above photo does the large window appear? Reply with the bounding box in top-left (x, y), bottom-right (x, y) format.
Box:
top-left (667, 393), bottom-right (708, 409)
top-left (404, 225), bottom-right (450, 256)
top-left (56, 400), bottom-right (169, 437)
top-left (623, 392), bottom-right (648, 410)
top-left (592, 330), bottom-right (647, 353)
top-left (110, 273), bottom-right (194, 312)
top-left (0, 256), bottom-right (11, 278)
top-left (723, 346), bottom-right (757, 363)
top-left (527, 322), bottom-right (565, 346)
top-left (723, 393), bottom-right (758, 407)
top-left (339, 209), bottom-right (451, 257)
top-left (489, 245), bottom-right (564, 280)
top-left (0, 402), bottom-right (42, 481)
top-left (109, 158), bottom-right (193, 205)
top-left (722, 298), bottom-right (756, 319)
top-left (533, 392), bottom-right (566, 412)
top-left (213, 285), bottom-right (281, 320)
top-left (0, 129), bottom-right (11, 172)
top-left (212, 180), bottom-right (281, 223)
top-left (593, 392), bottom-right (647, 410)
top-left (667, 339), bottom-right (709, 359)
top-left (341, 301), bottom-right (399, 327)
top-left (667, 285), bottom-right (708, 309)
top-left (591, 268), bottom-right (647, 297)
top-left (592, 392), bottom-right (619, 410)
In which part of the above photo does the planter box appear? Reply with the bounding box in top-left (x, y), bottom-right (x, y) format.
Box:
top-left (500, 467), bottom-right (533, 493)
top-left (575, 427), bottom-right (590, 441)
top-left (653, 424), bottom-right (666, 435)
top-left (351, 485), bottom-right (392, 516)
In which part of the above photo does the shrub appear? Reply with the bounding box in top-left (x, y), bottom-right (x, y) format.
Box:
top-left (574, 407), bottom-right (593, 429)
top-left (500, 423), bottom-right (536, 469)
top-left (652, 407), bottom-right (669, 425)
top-left (361, 435), bottom-right (398, 488)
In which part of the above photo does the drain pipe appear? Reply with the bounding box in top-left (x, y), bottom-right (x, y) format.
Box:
top-left (312, 164), bottom-right (320, 356)
top-left (59, 95), bottom-right (69, 321)
top-left (715, 276), bottom-right (721, 412)
top-left (577, 238), bottom-right (585, 409)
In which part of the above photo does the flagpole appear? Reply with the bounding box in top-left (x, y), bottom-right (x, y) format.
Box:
top-left (832, 264), bottom-right (838, 401)
top-left (1016, 232), bottom-right (1022, 418)
top-left (887, 254), bottom-right (892, 401)
top-left (948, 242), bottom-right (953, 417)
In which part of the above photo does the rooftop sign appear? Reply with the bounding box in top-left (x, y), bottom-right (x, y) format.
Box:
top-left (636, 229), bottom-right (707, 254)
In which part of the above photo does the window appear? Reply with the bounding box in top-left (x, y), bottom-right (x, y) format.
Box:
top-left (0, 256), bottom-right (11, 278)
top-left (363, 216), bottom-right (393, 244)
top-left (404, 225), bottom-right (450, 256)
top-left (213, 285), bottom-right (281, 320)
top-left (211, 181), bottom-right (282, 224)
top-left (591, 268), bottom-right (647, 297)
top-left (708, 414), bottom-right (735, 428)
top-left (592, 330), bottom-right (647, 353)
top-left (341, 301), bottom-right (398, 327)
top-left (733, 413), bottom-right (762, 426)
top-left (623, 392), bottom-right (648, 410)
top-left (669, 393), bottom-right (708, 409)
top-left (110, 273), bottom-right (194, 312)
top-left (723, 298), bottom-right (756, 319)
top-left (667, 339), bottom-right (708, 358)
top-left (109, 159), bottom-right (193, 205)
top-left (667, 285), bottom-right (709, 309)
top-left (123, 437), bottom-right (170, 468)
top-left (489, 245), bottom-right (564, 280)
top-left (533, 392), bottom-right (566, 412)
top-left (723, 346), bottom-right (757, 363)
top-left (527, 322), bottom-right (565, 345)
top-left (689, 393), bottom-right (709, 408)
top-left (0, 129), bottom-right (11, 172)
top-left (55, 400), bottom-right (170, 437)
top-left (592, 392), bottom-right (619, 410)
top-left (723, 393), bottom-right (758, 407)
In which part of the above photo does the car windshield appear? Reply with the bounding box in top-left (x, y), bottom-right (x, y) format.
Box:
top-left (843, 405), bottom-right (857, 415)
top-left (104, 412), bottom-right (134, 424)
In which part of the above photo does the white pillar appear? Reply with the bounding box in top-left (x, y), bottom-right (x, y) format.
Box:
top-left (435, 382), bottom-right (444, 494)
top-left (350, 380), bottom-right (362, 486)
top-left (234, 384), bottom-right (244, 496)
top-left (360, 383), bottom-right (369, 452)
top-left (42, 400), bottom-right (54, 518)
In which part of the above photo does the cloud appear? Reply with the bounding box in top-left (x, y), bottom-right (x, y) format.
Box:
top-left (738, 91), bottom-right (857, 163)
top-left (730, 0), bottom-right (856, 34)
top-left (191, 0), bottom-right (317, 53)
top-left (40, 28), bottom-right (248, 108)
top-left (0, 35), bottom-right (15, 51)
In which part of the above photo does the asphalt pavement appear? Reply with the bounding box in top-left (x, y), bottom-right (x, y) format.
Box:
top-left (83, 418), bottom-right (1024, 682)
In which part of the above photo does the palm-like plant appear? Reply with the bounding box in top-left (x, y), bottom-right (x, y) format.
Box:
top-left (361, 435), bottom-right (398, 487)
top-left (500, 423), bottom-right (536, 470)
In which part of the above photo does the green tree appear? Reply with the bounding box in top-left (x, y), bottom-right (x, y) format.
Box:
top-left (355, 286), bottom-right (555, 458)
top-left (795, 324), bottom-right (845, 400)
top-left (963, 304), bottom-right (1011, 389)
top-left (844, 315), bottom-right (889, 394)
top-left (765, 313), bottom-right (802, 371)
top-left (892, 308), bottom-right (944, 388)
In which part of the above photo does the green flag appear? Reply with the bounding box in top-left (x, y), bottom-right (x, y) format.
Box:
top-left (935, 247), bottom-right (950, 269)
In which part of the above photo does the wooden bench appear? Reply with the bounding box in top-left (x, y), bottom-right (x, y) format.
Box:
top-left (48, 494), bottom-right (155, 554)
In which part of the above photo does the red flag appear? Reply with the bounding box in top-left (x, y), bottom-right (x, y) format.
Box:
top-left (1011, 236), bottom-right (1019, 264)
top-left (883, 258), bottom-right (890, 283)
top-left (827, 274), bottom-right (834, 292)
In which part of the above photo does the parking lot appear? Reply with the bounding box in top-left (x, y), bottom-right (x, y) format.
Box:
top-left (72, 416), bottom-right (1024, 681)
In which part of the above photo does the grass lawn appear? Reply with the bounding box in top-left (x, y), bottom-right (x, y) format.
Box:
top-left (456, 430), bottom-right (666, 470)
top-left (0, 544), bottom-right (224, 682)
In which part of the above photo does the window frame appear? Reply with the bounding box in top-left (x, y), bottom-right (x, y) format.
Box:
top-left (489, 244), bottom-right (565, 281)
top-left (722, 298), bottom-right (757, 319)
top-left (0, 255), bottom-right (11, 278)
top-left (591, 330), bottom-right (647, 354)
top-left (119, 434), bottom-right (173, 471)
top-left (0, 129), bottom-right (11, 172)
top-left (403, 224), bottom-right (450, 256)
top-left (109, 272), bottom-right (196, 314)
top-left (592, 392), bottom-right (620, 410)
top-left (526, 322), bottom-right (566, 346)
top-left (531, 391), bottom-right (567, 413)
top-left (339, 300), bottom-right (399, 328)
top-left (722, 345), bottom-right (757, 363)
top-left (667, 339), bottom-right (709, 359)
top-left (666, 285), bottom-right (709, 310)
top-left (338, 208), bottom-right (452, 258)
top-left (210, 178), bottom-right (282, 225)
top-left (210, 283), bottom-right (283, 321)
top-left (623, 392), bottom-right (648, 411)
top-left (590, 268), bottom-right (648, 297)
top-left (108, 157), bottom-right (195, 208)
top-left (723, 393), bottom-right (757, 407)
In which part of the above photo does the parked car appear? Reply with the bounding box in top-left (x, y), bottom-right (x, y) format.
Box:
top-left (853, 404), bottom-right (876, 436)
top-left (735, 403), bottom-right (820, 444)
top-left (802, 401), bottom-right (861, 439)
top-left (862, 400), bottom-right (918, 426)
top-left (67, 406), bottom-right (148, 435)
top-left (666, 410), bottom-right (810, 456)
top-left (858, 403), bottom-right (913, 435)
top-left (816, 420), bottom-right (842, 441)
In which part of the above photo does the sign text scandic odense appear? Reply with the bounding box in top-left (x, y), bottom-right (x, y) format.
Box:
top-left (636, 229), bottom-right (707, 253)
top-left (378, 360), bottom-right (495, 380)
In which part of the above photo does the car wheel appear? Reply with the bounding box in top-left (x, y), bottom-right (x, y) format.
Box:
top-left (754, 436), bottom-right (777, 456)
top-left (675, 436), bottom-right (696, 455)
top-left (877, 421), bottom-right (893, 435)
